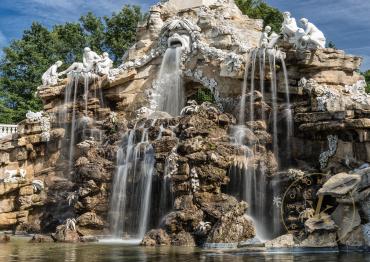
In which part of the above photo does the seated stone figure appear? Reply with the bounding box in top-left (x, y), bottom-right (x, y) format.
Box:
top-left (299, 18), bottom-right (326, 49)
top-left (96, 52), bottom-right (113, 76)
top-left (42, 61), bottom-right (63, 86)
top-left (281, 11), bottom-right (299, 40)
top-left (59, 47), bottom-right (102, 76)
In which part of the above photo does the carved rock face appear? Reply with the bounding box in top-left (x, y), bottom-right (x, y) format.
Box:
top-left (167, 33), bottom-right (191, 52)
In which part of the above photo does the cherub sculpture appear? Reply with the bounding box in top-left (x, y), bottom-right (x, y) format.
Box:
top-left (259, 26), bottom-right (272, 48)
top-left (260, 26), bottom-right (281, 49)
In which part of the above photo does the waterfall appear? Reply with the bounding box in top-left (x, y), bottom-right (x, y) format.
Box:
top-left (281, 58), bottom-right (293, 162)
top-left (268, 53), bottom-right (279, 160)
top-left (249, 50), bottom-right (258, 123)
top-left (59, 73), bottom-right (80, 174)
top-left (259, 48), bottom-right (266, 121)
top-left (230, 47), bottom-right (294, 240)
top-left (109, 123), bottom-right (155, 240)
top-left (154, 47), bottom-right (185, 116)
top-left (83, 74), bottom-right (89, 116)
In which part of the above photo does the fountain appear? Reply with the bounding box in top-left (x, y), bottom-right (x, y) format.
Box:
top-left (1, 0), bottom-right (370, 253)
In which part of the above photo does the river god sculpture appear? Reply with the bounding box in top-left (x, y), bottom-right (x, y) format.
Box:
top-left (59, 47), bottom-right (102, 76)
top-left (281, 11), bottom-right (299, 40)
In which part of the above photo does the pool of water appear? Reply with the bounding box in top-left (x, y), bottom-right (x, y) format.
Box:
top-left (1, 237), bottom-right (370, 262)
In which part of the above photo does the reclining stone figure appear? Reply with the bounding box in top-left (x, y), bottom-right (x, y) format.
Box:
top-left (59, 47), bottom-right (102, 76)
top-left (281, 11), bottom-right (299, 40)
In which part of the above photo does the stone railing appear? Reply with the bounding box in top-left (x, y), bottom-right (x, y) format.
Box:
top-left (0, 124), bottom-right (18, 139)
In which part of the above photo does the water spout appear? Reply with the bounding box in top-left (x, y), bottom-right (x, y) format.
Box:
top-left (154, 47), bottom-right (185, 116)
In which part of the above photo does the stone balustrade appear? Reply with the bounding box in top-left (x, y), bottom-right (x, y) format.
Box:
top-left (0, 124), bottom-right (18, 139)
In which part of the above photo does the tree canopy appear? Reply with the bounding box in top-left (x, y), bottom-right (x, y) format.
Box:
top-left (235, 0), bottom-right (283, 33)
top-left (363, 70), bottom-right (370, 93)
top-left (0, 5), bottom-right (142, 124)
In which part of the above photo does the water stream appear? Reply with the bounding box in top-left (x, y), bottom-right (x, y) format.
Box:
top-left (109, 123), bottom-right (155, 240)
top-left (154, 47), bottom-right (185, 116)
top-left (230, 47), bottom-right (293, 240)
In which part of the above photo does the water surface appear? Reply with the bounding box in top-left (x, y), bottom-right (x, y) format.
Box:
top-left (1, 237), bottom-right (369, 262)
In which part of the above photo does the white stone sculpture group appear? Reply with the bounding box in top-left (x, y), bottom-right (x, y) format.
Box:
top-left (42, 47), bottom-right (113, 86)
top-left (260, 11), bottom-right (326, 50)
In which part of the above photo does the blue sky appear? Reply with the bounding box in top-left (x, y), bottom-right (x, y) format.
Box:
top-left (0, 0), bottom-right (369, 70)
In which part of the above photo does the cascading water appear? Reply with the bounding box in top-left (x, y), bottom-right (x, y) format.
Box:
top-left (59, 73), bottom-right (80, 173)
top-left (281, 58), bottom-right (293, 162)
top-left (229, 47), bottom-right (294, 240)
top-left (108, 45), bottom-right (186, 241)
top-left (109, 122), bottom-right (155, 241)
top-left (268, 52), bottom-right (279, 160)
top-left (154, 47), bottom-right (185, 116)
top-left (231, 48), bottom-right (269, 240)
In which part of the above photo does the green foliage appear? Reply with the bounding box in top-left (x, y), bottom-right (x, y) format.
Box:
top-left (363, 70), bottom-right (370, 93)
top-left (235, 0), bottom-right (283, 33)
top-left (0, 5), bottom-right (142, 124)
top-left (104, 6), bottom-right (143, 62)
top-left (191, 88), bottom-right (215, 104)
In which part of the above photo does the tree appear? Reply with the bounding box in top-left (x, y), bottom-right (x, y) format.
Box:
top-left (104, 6), bottom-right (144, 63)
top-left (235, 0), bottom-right (283, 33)
top-left (363, 70), bottom-right (370, 93)
top-left (0, 5), bottom-right (142, 124)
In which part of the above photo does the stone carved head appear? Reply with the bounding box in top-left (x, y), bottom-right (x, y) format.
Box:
top-left (167, 33), bottom-right (191, 52)
top-left (300, 18), bottom-right (309, 27)
top-left (283, 11), bottom-right (291, 19)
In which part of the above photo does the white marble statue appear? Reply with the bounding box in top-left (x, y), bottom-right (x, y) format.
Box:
top-left (299, 18), bottom-right (326, 49)
top-left (96, 52), bottom-right (113, 76)
top-left (281, 11), bottom-right (299, 40)
top-left (260, 26), bottom-right (281, 49)
top-left (59, 47), bottom-right (102, 76)
top-left (42, 61), bottom-right (63, 86)
top-left (259, 26), bottom-right (272, 48)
